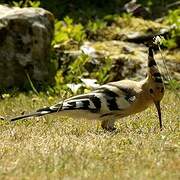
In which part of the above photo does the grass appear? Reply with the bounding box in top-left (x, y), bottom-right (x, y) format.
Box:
top-left (0, 91), bottom-right (179, 180)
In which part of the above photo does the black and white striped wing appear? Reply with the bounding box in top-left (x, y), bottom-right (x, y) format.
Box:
top-left (94, 83), bottom-right (137, 112)
top-left (50, 93), bottom-right (101, 113)
top-left (50, 83), bottom-right (137, 116)
top-left (10, 82), bottom-right (137, 121)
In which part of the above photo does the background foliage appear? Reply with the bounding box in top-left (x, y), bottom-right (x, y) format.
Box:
top-left (0, 0), bottom-right (179, 94)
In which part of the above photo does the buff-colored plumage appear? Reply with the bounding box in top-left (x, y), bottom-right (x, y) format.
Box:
top-left (10, 47), bottom-right (165, 131)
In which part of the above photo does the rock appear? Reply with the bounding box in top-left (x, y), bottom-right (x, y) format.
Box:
top-left (85, 41), bottom-right (180, 82)
top-left (124, 25), bottom-right (176, 44)
top-left (55, 40), bottom-right (180, 83)
top-left (87, 16), bottom-right (170, 43)
top-left (123, 0), bottom-right (150, 19)
top-left (83, 41), bottom-right (148, 81)
top-left (0, 5), bottom-right (55, 92)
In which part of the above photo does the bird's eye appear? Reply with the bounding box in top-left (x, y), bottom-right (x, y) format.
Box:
top-left (149, 89), bottom-right (154, 94)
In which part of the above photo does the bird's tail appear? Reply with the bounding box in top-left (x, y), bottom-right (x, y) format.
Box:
top-left (10, 106), bottom-right (60, 122)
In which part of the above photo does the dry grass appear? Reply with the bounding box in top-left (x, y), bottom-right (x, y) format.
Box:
top-left (0, 91), bottom-right (179, 180)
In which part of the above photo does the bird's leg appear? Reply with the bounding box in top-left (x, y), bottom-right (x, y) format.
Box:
top-left (101, 119), bottom-right (116, 132)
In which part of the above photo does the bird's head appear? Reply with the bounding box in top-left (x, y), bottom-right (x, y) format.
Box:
top-left (148, 79), bottom-right (165, 103)
top-left (147, 47), bottom-right (165, 130)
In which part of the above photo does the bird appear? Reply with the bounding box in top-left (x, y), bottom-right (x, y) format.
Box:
top-left (10, 46), bottom-right (165, 131)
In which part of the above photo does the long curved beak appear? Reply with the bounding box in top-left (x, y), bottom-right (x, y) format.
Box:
top-left (154, 101), bottom-right (162, 131)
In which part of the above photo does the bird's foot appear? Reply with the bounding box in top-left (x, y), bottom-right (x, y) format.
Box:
top-left (106, 127), bottom-right (117, 132)
top-left (102, 126), bottom-right (117, 132)
top-left (101, 119), bottom-right (116, 132)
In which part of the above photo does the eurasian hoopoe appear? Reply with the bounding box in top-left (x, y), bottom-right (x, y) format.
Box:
top-left (10, 47), bottom-right (165, 131)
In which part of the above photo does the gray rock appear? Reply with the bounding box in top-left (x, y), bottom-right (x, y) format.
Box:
top-left (123, 0), bottom-right (150, 19)
top-left (83, 41), bottom-right (180, 82)
top-left (0, 5), bottom-right (55, 91)
top-left (55, 40), bottom-right (180, 83)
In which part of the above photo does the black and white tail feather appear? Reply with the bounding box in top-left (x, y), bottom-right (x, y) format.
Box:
top-left (10, 106), bottom-right (60, 121)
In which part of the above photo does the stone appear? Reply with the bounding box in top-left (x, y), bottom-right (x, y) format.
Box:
top-left (0, 5), bottom-right (55, 92)
top-left (55, 40), bottom-right (180, 83)
top-left (123, 0), bottom-right (150, 19)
